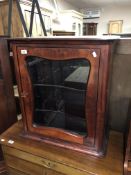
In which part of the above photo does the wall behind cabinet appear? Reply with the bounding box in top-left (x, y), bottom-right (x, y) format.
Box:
top-left (82, 4), bottom-right (131, 35)
top-left (109, 39), bottom-right (131, 132)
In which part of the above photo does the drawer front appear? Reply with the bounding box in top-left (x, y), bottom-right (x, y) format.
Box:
top-left (44, 168), bottom-right (65, 175)
top-left (6, 155), bottom-right (66, 175)
top-left (3, 146), bottom-right (93, 175)
top-left (7, 166), bottom-right (64, 175)
top-left (7, 167), bottom-right (28, 175)
top-left (5, 154), bottom-right (43, 175)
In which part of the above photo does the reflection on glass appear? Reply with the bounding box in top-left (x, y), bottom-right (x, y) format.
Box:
top-left (26, 57), bottom-right (90, 136)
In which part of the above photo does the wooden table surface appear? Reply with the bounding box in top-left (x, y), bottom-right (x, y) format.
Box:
top-left (0, 121), bottom-right (123, 175)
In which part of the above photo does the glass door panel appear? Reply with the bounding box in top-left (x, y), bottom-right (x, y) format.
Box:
top-left (26, 56), bottom-right (90, 136)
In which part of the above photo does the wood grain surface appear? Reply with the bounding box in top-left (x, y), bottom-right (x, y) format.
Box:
top-left (0, 121), bottom-right (123, 175)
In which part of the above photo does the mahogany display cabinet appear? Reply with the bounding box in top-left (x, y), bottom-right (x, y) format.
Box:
top-left (10, 36), bottom-right (118, 157)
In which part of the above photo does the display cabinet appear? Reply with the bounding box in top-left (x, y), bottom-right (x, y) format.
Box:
top-left (83, 23), bottom-right (98, 35)
top-left (10, 36), bottom-right (118, 157)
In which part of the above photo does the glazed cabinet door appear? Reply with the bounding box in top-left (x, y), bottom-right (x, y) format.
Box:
top-left (13, 45), bottom-right (100, 146)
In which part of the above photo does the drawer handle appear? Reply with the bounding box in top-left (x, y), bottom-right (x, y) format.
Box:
top-left (41, 160), bottom-right (56, 169)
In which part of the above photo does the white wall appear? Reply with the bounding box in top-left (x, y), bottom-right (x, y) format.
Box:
top-left (57, 0), bottom-right (79, 11)
top-left (38, 0), bottom-right (79, 11)
top-left (38, 0), bottom-right (80, 32)
top-left (20, 0), bottom-right (80, 35)
top-left (83, 5), bottom-right (131, 35)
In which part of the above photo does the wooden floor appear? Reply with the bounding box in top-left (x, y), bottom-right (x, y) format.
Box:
top-left (0, 121), bottom-right (124, 175)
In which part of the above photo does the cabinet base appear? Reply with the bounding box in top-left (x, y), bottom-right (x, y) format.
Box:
top-left (21, 131), bottom-right (105, 157)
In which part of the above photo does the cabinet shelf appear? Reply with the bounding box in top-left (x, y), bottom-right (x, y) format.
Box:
top-left (33, 84), bottom-right (86, 92)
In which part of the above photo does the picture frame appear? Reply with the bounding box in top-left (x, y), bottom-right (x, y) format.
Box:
top-left (108, 20), bottom-right (123, 34)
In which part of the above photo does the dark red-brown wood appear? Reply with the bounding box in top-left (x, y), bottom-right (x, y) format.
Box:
top-left (0, 37), bottom-right (17, 171)
top-left (124, 120), bottom-right (131, 175)
top-left (9, 37), bottom-right (117, 157)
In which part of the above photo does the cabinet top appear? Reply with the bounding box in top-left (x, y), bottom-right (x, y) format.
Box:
top-left (9, 35), bottom-right (120, 42)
